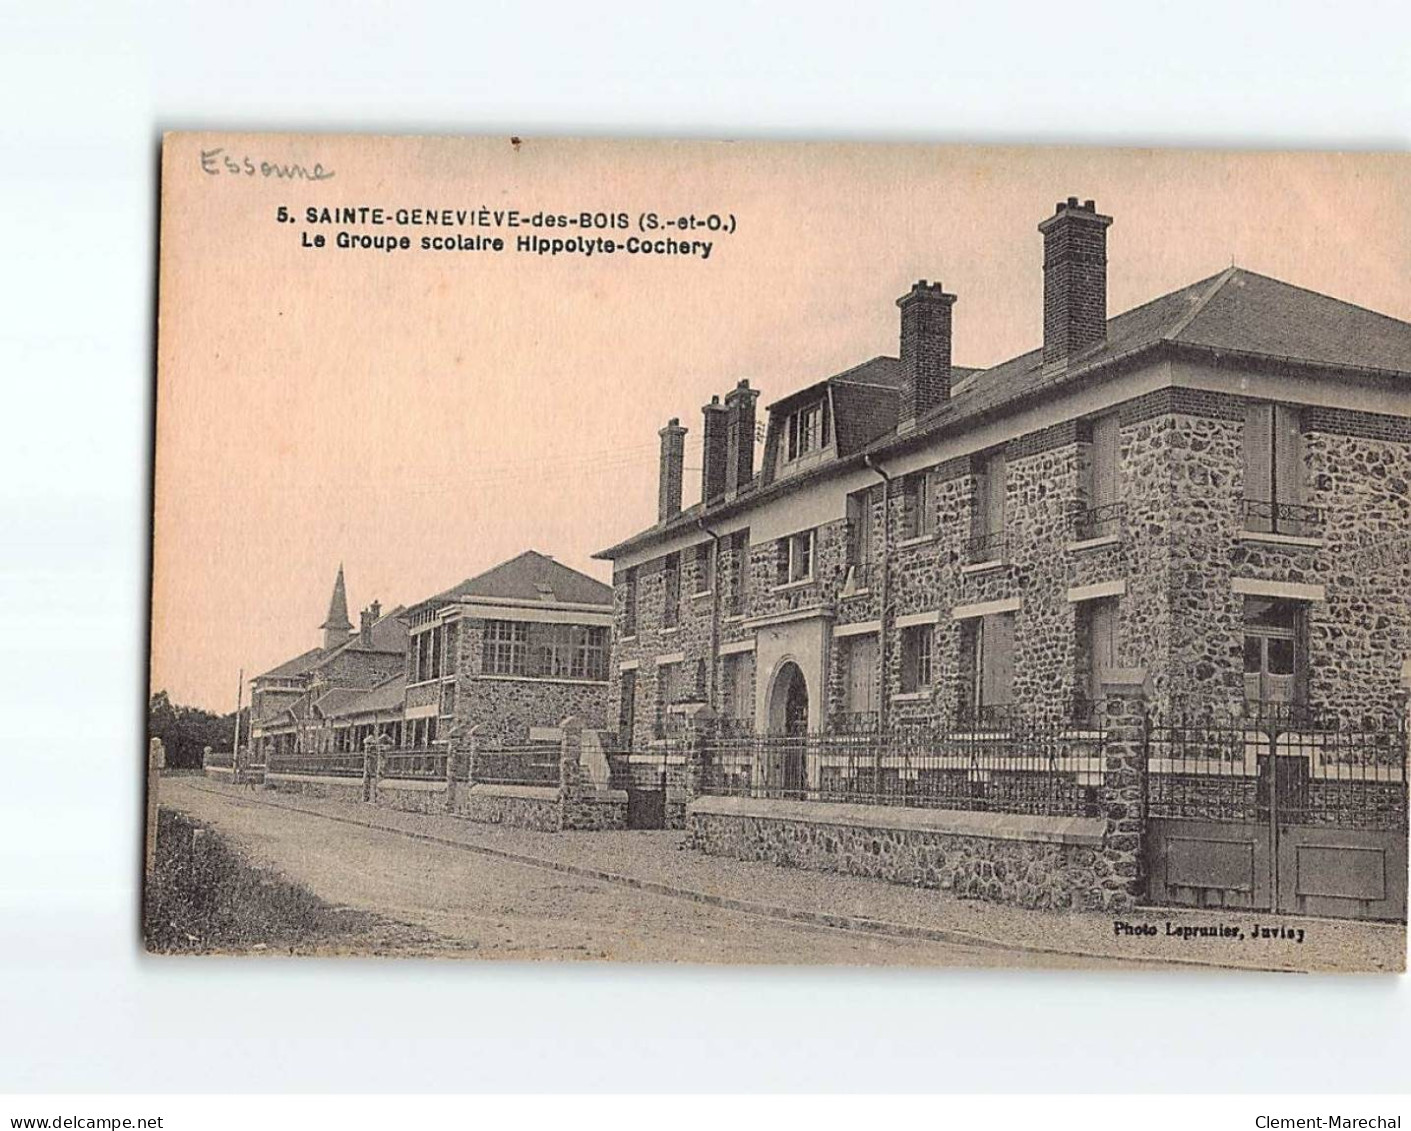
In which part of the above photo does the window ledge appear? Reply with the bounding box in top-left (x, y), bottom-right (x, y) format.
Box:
top-left (619, 634), bottom-right (638, 644)
top-left (771, 577), bottom-right (815, 594)
top-left (722, 614), bottom-right (747, 624)
top-left (839, 587), bottom-right (872, 602)
top-left (891, 690), bottom-right (932, 703)
top-left (897, 533), bottom-right (938, 549)
top-left (1238, 531), bottom-right (1325, 549)
top-left (961, 559), bottom-right (1006, 576)
top-left (690, 589), bottom-right (714, 600)
top-left (659, 625), bottom-right (680, 636)
top-left (1066, 534), bottom-right (1120, 554)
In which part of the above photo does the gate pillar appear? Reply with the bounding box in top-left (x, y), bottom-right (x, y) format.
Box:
top-left (1098, 668), bottom-right (1150, 911)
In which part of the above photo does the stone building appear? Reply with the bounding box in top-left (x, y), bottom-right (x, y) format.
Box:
top-left (595, 198), bottom-right (1411, 746)
top-left (249, 565), bottom-right (408, 759)
top-left (250, 554), bottom-right (615, 759)
top-left (401, 550), bottom-right (614, 750)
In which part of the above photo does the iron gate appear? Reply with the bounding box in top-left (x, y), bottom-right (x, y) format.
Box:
top-left (1144, 712), bottom-right (1407, 921)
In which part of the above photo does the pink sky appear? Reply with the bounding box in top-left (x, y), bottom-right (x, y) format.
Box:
top-left (151, 135), bottom-right (1411, 710)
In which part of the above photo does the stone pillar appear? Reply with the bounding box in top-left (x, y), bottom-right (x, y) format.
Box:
top-left (361, 734), bottom-right (377, 802)
top-left (202, 745), bottom-right (212, 771)
top-left (678, 702), bottom-right (717, 804)
top-left (1097, 668), bottom-right (1150, 911)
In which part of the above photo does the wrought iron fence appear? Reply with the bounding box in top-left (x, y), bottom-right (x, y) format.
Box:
top-left (1073, 501), bottom-right (1125, 542)
top-left (1240, 498), bottom-right (1322, 537)
top-left (267, 751), bottom-right (366, 778)
top-left (1146, 712), bottom-right (1407, 830)
top-left (698, 714), bottom-right (1106, 818)
top-left (379, 748), bottom-right (447, 781)
top-left (473, 744), bottom-right (561, 787)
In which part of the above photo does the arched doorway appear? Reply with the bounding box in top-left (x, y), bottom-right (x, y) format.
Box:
top-left (766, 661), bottom-right (809, 796)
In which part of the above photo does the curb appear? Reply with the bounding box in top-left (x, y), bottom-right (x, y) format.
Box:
top-left (180, 782), bottom-right (1309, 973)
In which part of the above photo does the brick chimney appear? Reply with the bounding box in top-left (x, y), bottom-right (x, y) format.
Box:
top-left (359, 607), bottom-right (375, 647)
top-left (658, 417), bottom-right (687, 522)
top-left (724, 380), bottom-right (758, 494)
top-left (896, 280), bottom-right (957, 430)
top-left (1039, 197), bottom-right (1113, 366)
top-left (701, 396), bottom-right (729, 504)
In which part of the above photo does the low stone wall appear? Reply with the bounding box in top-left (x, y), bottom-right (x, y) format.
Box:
top-left (265, 773), bottom-right (366, 803)
top-left (452, 784), bottom-right (563, 831)
top-left (375, 778), bottom-right (446, 815)
top-left (563, 788), bottom-right (629, 831)
top-left (203, 765), bottom-right (236, 784)
top-left (687, 796), bottom-right (1120, 911)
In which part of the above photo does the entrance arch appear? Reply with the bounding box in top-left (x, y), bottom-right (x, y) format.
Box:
top-left (767, 660), bottom-right (810, 736)
top-left (765, 660), bottom-right (809, 797)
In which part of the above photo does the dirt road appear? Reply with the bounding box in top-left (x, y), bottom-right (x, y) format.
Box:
top-left (158, 779), bottom-right (1142, 967)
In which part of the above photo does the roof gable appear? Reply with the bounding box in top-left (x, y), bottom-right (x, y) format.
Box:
top-left (426, 550), bottom-right (612, 609)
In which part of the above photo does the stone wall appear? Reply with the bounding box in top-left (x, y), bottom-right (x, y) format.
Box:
top-left (264, 773), bottom-right (365, 803)
top-left (451, 784), bottom-right (562, 831)
top-left (374, 780), bottom-right (446, 815)
top-left (687, 797), bottom-right (1115, 910)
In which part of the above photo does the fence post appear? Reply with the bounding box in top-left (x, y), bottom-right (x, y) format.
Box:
top-left (1097, 668), bottom-right (1150, 911)
top-left (558, 716), bottom-right (584, 831)
top-left (679, 703), bottom-right (717, 807)
top-left (374, 736), bottom-right (389, 806)
top-left (145, 737), bottom-right (164, 879)
top-left (361, 735), bottom-right (376, 802)
top-left (202, 745), bottom-right (212, 773)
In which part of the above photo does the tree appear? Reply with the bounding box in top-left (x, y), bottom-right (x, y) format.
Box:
top-left (147, 691), bottom-right (240, 770)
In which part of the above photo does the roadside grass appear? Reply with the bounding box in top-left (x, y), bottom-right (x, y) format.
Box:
top-left (143, 807), bottom-right (444, 956)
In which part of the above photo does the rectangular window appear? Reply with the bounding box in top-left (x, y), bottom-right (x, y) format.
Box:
top-left (903, 471), bottom-right (935, 539)
top-left (964, 612), bottom-right (1015, 718)
top-left (969, 449), bottom-right (1006, 561)
top-left (481, 621), bottom-right (607, 681)
top-left (1243, 402), bottom-right (1306, 533)
top-left (776, 529), bottom-right (815, 585)
top-left (722, 653), bottom-right (754, 723)
top-left (785, 399), bottom-right (830, 461)
top-left (1077, 414), bottom-right (1122, 539)
top-left (619, 668), bottom-right (637, 749)
top-left (623, 567), bottom-right (638, 637)
top-left (846, 488), bottom-right (873, 566)
top-left (662, 552), bottom-right (681, 628)
top-left (1243, 597), bottom-right (1306, 710)
top-left (726, 531), bottom-right (749, 615)
top-left (843, 634), bottom-right (880, 722)
top-left (695, 542), bottom-right (714, 594)
top-left (900, 626), bottom-right (933, 694)
top-left (1077, 597), bottom-right (1119, 709)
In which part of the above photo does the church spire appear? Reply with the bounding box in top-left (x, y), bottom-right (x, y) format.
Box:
top-left (320, 564), bottom-right (353, 651)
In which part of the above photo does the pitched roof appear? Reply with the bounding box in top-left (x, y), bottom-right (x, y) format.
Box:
top-left (596, 267), bottom-right (1411, 560)
top-left (253, 647), bottom-right (326, 681)
top-left (417, 550), bottom-right (612, 611)
top-left (333, 605), bottom-right (408, 655)
top-left (325, 674), bottom-right (407, 719)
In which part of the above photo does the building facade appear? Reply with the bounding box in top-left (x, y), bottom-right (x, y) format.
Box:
top-left (597, 198), bottom-right (1411, 750)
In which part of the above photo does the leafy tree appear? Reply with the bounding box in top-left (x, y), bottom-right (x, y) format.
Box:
top-left (147, 691), bottom-right (243, 769)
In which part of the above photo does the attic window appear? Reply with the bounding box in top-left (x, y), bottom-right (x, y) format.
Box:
top-left (785, 399), bottom-right (830, 461)
top-left (535, 582), bottom-right (556, 602)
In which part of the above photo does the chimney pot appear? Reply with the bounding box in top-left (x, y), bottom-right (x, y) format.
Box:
top-left (1039, 196), bottom-right (1113, 366)
top-left (724, 380), bottom-right (760, 493)
top-left (658, 418), bottom-right (687, 522)
top-left (701, 396), bottom-right (730, 505)
top-left (896, 278), bottom-right (958, 426)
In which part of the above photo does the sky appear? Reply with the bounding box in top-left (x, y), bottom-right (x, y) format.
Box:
top-left (150, 135), bottom-right (1411, 710)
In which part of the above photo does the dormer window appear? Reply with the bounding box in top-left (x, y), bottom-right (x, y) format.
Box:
top-left (785, 399), bottom-right (830, 461)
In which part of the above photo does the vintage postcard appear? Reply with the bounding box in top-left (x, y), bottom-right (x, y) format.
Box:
top-left (147, 133), bottom-right (1410, 971)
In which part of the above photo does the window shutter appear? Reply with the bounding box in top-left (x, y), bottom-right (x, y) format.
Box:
top-left (848, 635), bottom-right (878, 714)
top-left (1274, 405), bottom-right (1302, 509)
top-left (1243, 403), bottom-right (1273, 530)
top-left (982, 613), bottom-right (1016, 706)
top-left (986, 452), bottom-right (1007, 534)
top-left (1088, 599), bottom-right (1117, 701)
top-left (1092, 415), bottom-right (1119, 508)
